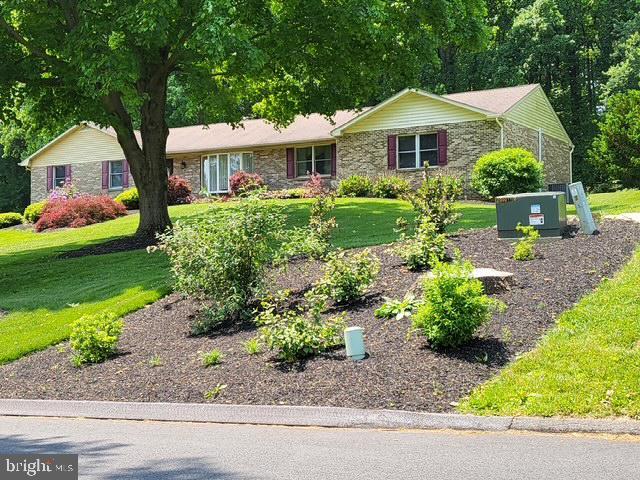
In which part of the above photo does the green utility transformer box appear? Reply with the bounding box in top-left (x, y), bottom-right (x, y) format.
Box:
top-left (496, 192), bottom-right (567, 239)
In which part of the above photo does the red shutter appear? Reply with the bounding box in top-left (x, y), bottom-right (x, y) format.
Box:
top-left (123, 160), bottom-right (130, 188)
top-left (437, 130), bottom-right (448, 166)
top-left (65, 164), bottom-right (72, 182)
top-left (286, 148), bottom-right (295, 178)
top-left (387, 135), bottom-right (397, 170)
top-left (330, 144), bottom-right (337, 178)
top-left (102, 161), bottom-right (109, 189)
top-left (46, 166), bottom-right (53, 192)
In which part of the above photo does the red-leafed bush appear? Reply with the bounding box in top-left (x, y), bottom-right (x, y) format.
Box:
top-left (35, 196), bottom-right (127, 232)
top-left (168, 175), bottom-right (193, 205)
top-left (304, 172), bottom-right (328, 197)
top-left (229, 171), bottom-right (265, 197)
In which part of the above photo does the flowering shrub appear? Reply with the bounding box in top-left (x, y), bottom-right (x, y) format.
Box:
top-left (49, 181), bottom-right (82, 201)
top-left (35, 196), bottom-right (127, 231)
top-left (23, 201), bottom-right (48, 223)
top-left (0, 212), bottom-right (23, 229)
top-left (115, 188), bottom-right (139, 209)
top-left (167, 175), bottom-right (193, 205)
top-left (304, 172), bottom-right (327, 197)
top-left (229, 171), bottom-right (265, 197)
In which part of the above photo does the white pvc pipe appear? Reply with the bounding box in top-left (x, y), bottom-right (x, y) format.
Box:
top-left (344, 327), bottom-right (366, 361)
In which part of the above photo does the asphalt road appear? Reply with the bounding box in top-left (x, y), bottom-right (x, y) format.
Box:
top-left (2, 416), bottom-right (640, 479)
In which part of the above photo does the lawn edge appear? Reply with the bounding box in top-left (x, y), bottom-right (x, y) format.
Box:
top-left (2, 399), bottom-right (640, 435)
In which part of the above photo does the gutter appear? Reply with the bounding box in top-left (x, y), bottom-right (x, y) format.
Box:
top-left (569, 144), bottom-right (575, 183)
top-left (495, 118), bottom-right (504, 149)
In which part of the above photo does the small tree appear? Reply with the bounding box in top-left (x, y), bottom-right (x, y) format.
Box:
top-left (407, 176), bottom-right (462, 233)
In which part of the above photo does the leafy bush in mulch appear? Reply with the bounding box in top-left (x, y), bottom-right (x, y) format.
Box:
top-left (0, 212), bottom-right (23, 229)
top-left (256, 290), bottom-right (346, 363)
top-left (411, 257), bottom-right (505, 348)
top-left (168, 175), bottom-right (193, 205)
top-left (394, 217), bottom-right (447, 271)
top-left (471, 148), bottom-right (544, 199)
top-left (23, 200), bottom-right (48, 223)
top-left (337, 175), bottom-right (373, 197)
top-left (35, 196), bottom-right (127, 231)
top-left (114, 188), bottom-right (139, 209)
top-left (200, 349), bottom-right (223, 367)
top-left (513, 224), bottom-right (540, 261)
top-left (229, 171), bottom-right (265, 197)
top-left (70, 312), bottom-right (124, 366)
top-left (407, 176), bottom-right (462, 233)
top-left (372, 176), bottom-right (412, 199)
top-left (374, 293), bottom-right (421, 320)
top-left (156, 198), bottom-right (286, 333)
top-left (280, 195), bottom-right (337, 260)
top-left (313, 249), bottom-right (380, 304)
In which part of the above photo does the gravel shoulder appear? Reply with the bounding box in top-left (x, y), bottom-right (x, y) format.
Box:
top-left (2, 220), bottom-right (639, 412)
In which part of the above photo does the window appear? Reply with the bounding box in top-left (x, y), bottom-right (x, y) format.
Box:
top-left (202, 152), bottom-right (254, 193)
top-left (53, 165), bottom-right (67, 188)
top-left (397, 134), bottom-right (439, 169)
top-left (109, 160), bottom-right (124, 190)
top-left (296, 144), bottom-right (332, 177)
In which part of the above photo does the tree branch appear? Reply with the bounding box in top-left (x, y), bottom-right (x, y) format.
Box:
top-left (0, 16), bottom-right (66, 68)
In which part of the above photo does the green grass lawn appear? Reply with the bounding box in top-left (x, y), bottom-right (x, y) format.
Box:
top-left (568, 189), bottom-right (640, 216)
top-left (0, 198), bottom-right (494, 364)
top-left (460, 247), bottom-right (640, 418)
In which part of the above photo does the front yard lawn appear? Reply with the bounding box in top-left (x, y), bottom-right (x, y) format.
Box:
top-left (459, 246), bottom-right (640, 418)
top-left (0, 198), bottom-right (494, 364)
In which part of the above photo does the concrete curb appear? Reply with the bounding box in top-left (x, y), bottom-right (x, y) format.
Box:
top-left (2, 399), bottom-right (640, 435)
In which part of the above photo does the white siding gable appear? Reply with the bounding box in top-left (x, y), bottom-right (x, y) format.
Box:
top-left (342, 91), bottom-right (486, 134)
top-left (29, 125), bottom-right (125, 167)
top-left (504, 87), bottom-right (571, 144)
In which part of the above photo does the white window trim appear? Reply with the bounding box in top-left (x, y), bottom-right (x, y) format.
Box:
top-left (397, 134), bottom-right (439, 170)
top-left (53, 165), bottom-right (67, 188)
top-left (201, 151), bottom-right (254, 194)
top-left (109, 160), bottom-right (125, 191)
top-left (295, 144), bottom-right (333, 178)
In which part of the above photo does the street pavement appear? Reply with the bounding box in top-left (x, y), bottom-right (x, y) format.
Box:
top-left (1, 415), bottom-right (640, 479)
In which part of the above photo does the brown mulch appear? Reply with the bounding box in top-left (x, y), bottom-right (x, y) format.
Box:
top-left (2, 220), bottom-right (640, 412)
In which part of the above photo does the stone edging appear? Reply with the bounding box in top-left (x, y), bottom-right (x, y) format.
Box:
top-left (2, 399), bottom-right (640, 436)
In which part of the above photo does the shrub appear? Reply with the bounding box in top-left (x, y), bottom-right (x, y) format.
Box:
top-left (471, 148), bottom-right (544, 199)
top-left (49, 181), bottom-right (81, 201)
top-left (260, 188), bottom-right (308, 200)
top-left (35, 196), bottom-right (127, 231)
top-left (243, 338), bottom-right (263, 355)
top-left (156, 198), bottom-right (285, 333)
top-left (374, 293), bottom-right (421, 320)
top-left (69, 312), bottom-right (124, 366)
top-left (229, 171), bottom-right (265, 197)
top-left (314, 249), bottom-right (380, 304)
top-left (167, 175), bottom-right (193, 205)
top-left (411, 258), bottom-right (504, 348)
top-left (200, 349), bottom-right (223, 367)
top-left (395, 217), bottom-right (447, 271)
top-left (407, 176), bottom-right (462, 233)
top-left (304, 172), bottom-right (328, 197)
top-left (0, 212), bottom-right (23, 229)
top-left (114, 188), bottom-right (139, 209)
top-left (372, 176), bottom-right (412, 199)
top-left (513, 224), bottom-right (540, 261)
top-left (23, 201), bottom-right (48, 223)
top-left (256, 291), bottom-right (346, 363)
top-left (337, 175), bottom-right (373, 197)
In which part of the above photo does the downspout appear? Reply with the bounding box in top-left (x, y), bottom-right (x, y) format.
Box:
top-left (538, 128), bottom-right (543, 162)
top-left (495, 118), bottom-right (504, 149)
top-left (569, 144), bottom-right (575, 183)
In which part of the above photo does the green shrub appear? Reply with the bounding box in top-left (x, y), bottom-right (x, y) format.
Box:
top-left (372, 176), bottom-right (412, 199)
top-left (23, 201), bottom-right (48, 223)
top-left (200, 349), bottom-right (223, 367)
top-left (395, 217), bottom-right (447, 271)
top-left (243, 338), bottom-right (263, 355)
top-left (69, 312), bottom-right (124, 366)
top-left (407, 176), bottom-right (462, 233)
top-left (412, 258), bottom-right (504, 348)
top-left (374, 293), bottom-right (421, 320)
top-left (280, 195), bottom-right (337, 260)
top-left (260, 188), bottom-right (308, 199)
top-left (337, 175), bottom-right (373, 197)
top-left (156, 198), bottom-right (285, 333)
top-left (256, 291), bottom-right (346, 363)
top-left (314, 249), bottom-right (380, 304)
top-left (0, 212), bottom-right (23, 229)
top-left (513, 224), bottom-right (540, 261)
top-left (114, 188), bottom-right (139, 209)
top-left (471, 148), bottom-right (544, 199)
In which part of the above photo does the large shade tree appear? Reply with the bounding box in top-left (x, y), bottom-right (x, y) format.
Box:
top-left (0, 0), bottom-right (486, 238)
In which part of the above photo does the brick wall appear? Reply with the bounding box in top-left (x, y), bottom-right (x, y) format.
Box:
top-left (336, 120), bottom-right (502, 197)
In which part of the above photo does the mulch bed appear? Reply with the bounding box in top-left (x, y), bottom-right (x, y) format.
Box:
top-left (2, 219), bottom-right (640, 412)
